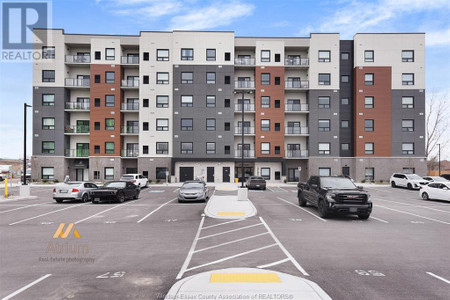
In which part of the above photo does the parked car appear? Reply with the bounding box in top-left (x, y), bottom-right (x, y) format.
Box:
top-left (246, 176), bottom-right (267, 190)
top-left (390, 173), bottom-right (429, 190)
top-left (53, 182), bottom-right (98, 203)
top-left (297, 176), bottom-right (372, 219)
top-left (90, 181), bottom-right (139, 203)
top-left (441, 174), bottom-right (450, 181)
top-left (120, 174), bottom-right (148, 188)
top-left (422, 176), bottom-right (449, 183)
top-left (0, 174), bottom-right (5, 181)
top-left (178, 181), bottom-right (209, 203)
top-left (420, 182), bottom-right (450, 202)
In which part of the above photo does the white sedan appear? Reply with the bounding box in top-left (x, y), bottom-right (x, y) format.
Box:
top-left (420, 182), bottom-right (450, 202)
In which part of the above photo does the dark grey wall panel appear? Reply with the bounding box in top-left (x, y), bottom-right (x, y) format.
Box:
top-left (339, 40), bottom-right (354, 157)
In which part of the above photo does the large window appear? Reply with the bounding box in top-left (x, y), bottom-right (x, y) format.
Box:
top-left (261, 73), bottom-right (270, 85)
top-left (206, 119), bottom-right (216, 131)
top-left (156, 142), bottom-right (169, 154)
top-left (318, 96), bottom-right (330, 108)
top-left (402, 96), bottom-right (414, 108)
top-left (364, 50), bottom-right (374, 62)
top-left (42, 118), bottom-right (55, 130)
top-left (402, 50), bottom-right (414, 62)
top-left (206, 142), bottom-right (216, 154)
top-left (341, 120), bottom-right (349, 128)
top-left (261, 119), bottom-right (270, 131)
top-left (365, 96), bottom-right (374, 108)
top-left (181, 118), bottom-right (193, 131)
top-left (261, 50), bottom-right (270, 62)
top-left (318, 143), bottom-right (330, 155)
top-left (156, 119), bottom-right (169, 131)
top-left (157, 72), bottom-right (169, 84)
top-left (318, 73), bottom-right (330, 85)
top-left (181, 48), bottom-right (194, 60)
top-left (318, 50), bottom-right (331, 62)
top-left (105, 142), bottom-right (114, 154)
top-left (319, 168), bottom-right (331, 176)
top-left (156, 167), bottom-right (168, 180)
top-left (181, 72), bottom-right (193, 84)
top-left (402, 143), bottom-right (414, 155)
top-left (105, 48), bottom-right (115, 60)
top-left (206, 96), bottom-right (216, 107)
top-left (105, 118), bottom-right (115, 130)
top-left (365, 143), bottom-right (374, 155)
top-left (42, 94), bottom-right (55, 106)
top-left (402, 120), bottom-right (414, 132)
top-left (365, 119), bottom-right (374, 131)
top-left (181, 142), bottom-right (193, 154)
top-left (105, 95), bottom-right (115, 107)
top-left (42, 167), bottom-right (54, 180)
top-left (42, 46), bottom-right (55, 59)
top-left (341, 75), bottom-right (349, 83)
top-left (402, 73), bottom-right (414, 85)
top-left (105, 72), bottom-right (115, 83)
top-left (261, 168), bottom-right (270, 180)
top-left (365, 168), bottom-right (374, 181)
top-left (261, 143), bottom-right (270, 155)
top-left (318, 119), bottom-right (330, 131)
top-left (261, 96), bottom-right (270, 108)
top-left (42, 70), bottom-right (55, 82)
top-left (42, 141), bottom-right (55, 154)
top-left (156, 95), bottom-right (169, 108)
top-left (157, 49), bottom-right (169, 61)
top-left (104, 167), bottom-right (114, 180)
top-left (206, 49), bottom-right (216, 61)
top-left (181, 95), bottom-right (193, 107)
top-left (365, 73), bottom-right (374, 85)
top-left (206, 72), bottom-right (216, 84)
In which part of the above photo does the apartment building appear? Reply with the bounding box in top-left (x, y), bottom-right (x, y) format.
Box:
top-left (31, 29), bottom-right (426, 183)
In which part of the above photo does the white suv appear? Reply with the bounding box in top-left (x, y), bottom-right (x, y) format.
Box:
top-left (390, 173), bottom-right (429, 190)
top-left (120, 174), bottom-right (148, 188)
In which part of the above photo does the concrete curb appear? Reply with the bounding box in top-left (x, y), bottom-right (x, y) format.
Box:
top-left (204, 195), bottom-right (257, 219)
top-left (0, 196), bottom-right (39, 202)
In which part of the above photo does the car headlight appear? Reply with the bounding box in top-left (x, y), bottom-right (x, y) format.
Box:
top-left (326, 194), bottom-right (336, 202)
top-left (367, 194), bottom-right (372, 202)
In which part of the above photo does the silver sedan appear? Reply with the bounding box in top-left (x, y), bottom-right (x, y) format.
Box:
top-left (53, 182), bottom-right (99, 203)
top-left (178, 181), bottom-right (209, 203)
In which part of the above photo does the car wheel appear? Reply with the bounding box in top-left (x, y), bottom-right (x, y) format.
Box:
top-left (407, 183), bottom-right (413, 190)
top-left (81, 193), bottom-right (90, 203)
top-left (391, 181), bottom-right (396, 188)
top-left (133, 190), bottom-right (140, 200)
top-left (298, 193), bottom-right (307, 207)
top-left (318, 200), bottom-right (329, 219)
top-left (117, 192), bottom-right (125, 203)
top-left (358, 213), bottom-right (370, 220)
top-left (263, 187), bottom-right (266, 190)
top-left (178, 199), bottom-right (184, 203)
top-left (55, 199), bottom-right (63, 203)
top-left (421, 192), bottom-right (429, 200)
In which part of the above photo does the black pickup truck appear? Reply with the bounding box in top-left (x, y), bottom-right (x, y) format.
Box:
top-left (297, 176), bottom-right (372, 219)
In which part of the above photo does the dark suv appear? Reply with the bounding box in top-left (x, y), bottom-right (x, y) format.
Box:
top-left (297, 176), bottom-right (372, 219)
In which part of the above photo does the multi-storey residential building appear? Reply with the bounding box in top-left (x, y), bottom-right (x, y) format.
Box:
top-left (31, 29), bottom-right (426, 183)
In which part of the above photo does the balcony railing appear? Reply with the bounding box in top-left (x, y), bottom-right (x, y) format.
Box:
top-left (65, 102), bottom-right (90, 110)
top-left (64, 125), bottom-right (90, 134)
top-left (121, 149), bottom-right (139, 157)
top-left (235, 127), bottom-right (255, 134)
top-left (234, 58), bottom-right (255, 66)
top-left (65, 78), bottom-right (90, 87)
top-left (285, 150), bottom-right (309, 158)
top-left (285, 103), bottom-right (309, 112)
top-left (121, 125), bottom-right (139, 134)
top-left (65, 55), bottom-right (91, 63)
top-left (121, 56), bottom-right (139, 64)
top-left (285, 58), bottom-right (309, 66)
top-left (234, 149), bottom-right (255, 158)
top-left (121, 102), bottom-right (139, 111)
top-left (65, 149), bottom-right (89, 157)
top-left (285, 80), bottom-right (309, 89)
top-left (234, 103), bottom-right (255, 112)
top-left (235, 81), bottom-right (255, 89)
top-left (121, 79), bottom-right (139, 88)
top-left (285, 127), bottom-right (309, 135)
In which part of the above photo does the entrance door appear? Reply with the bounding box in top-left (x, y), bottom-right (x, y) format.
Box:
top-left (207, 167), bottom-right (214, 183)
top-left (342, 166), bottom-right (350, 177)
top-left (223, 167), bottom-right (230, 183)
top-left (179, 167), bottom-right (194, 182)
top-left (288, 168), bottom-right (300, 182)
top-left (76, 169), bottom-right (84, 181)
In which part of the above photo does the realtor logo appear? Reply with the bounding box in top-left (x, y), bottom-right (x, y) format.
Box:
top-left (53, 223), bottom-right (81, 239)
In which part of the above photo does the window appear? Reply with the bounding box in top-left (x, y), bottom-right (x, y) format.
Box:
top-left (365, 168), bottom-right (374, 181)
top-left (341, 120), bottom-right (349, 128)
top-left (95, 98), bottom-right (100, 107)
top-left (402, 120), bottom-right (414, 132)
top-left (206, 49), bottom-right (216, 61)
top-left (206, 72), bottom-right (216, 84)
top-left (261, 50), bottom-right (270, 62)
top-left (156, 168), bottom-right (168, 180)
top-left (274, 123), bottom-right (280, 131)
top-left (318, 73), bottom-right (330, 85)
top-left (181, 142), bottom-right (193, 154)
top-left (274, 100), bottom-right (280, 108)
top-left (143, 52), bottom-right (149, 61)
top-left (157, 49), bottom-right (169, 61)
top-left (318, 143), bottom-right (330, 155)
top-left (224, 76), bottom-right (230, 84)
top-left (181, 119), bottom-right (193, 131)
top-left (319, 168), bottom-right (331, 176)
top-left (143, 122), bottom-right (148, 131)
top-left (105, 72), bottom-right (115, 84)
top-left (42, 46), bottom-right (55, 59)
top-left (156, 142), bottom-right (169, 154)
top-left (402, 96), bottom-right (414, 108)
top-left (224, 145), bottom-right (231, 154)
top-left (181, 72), bottom-right (193, 84)
top-left (274, 53), bottom-right (281, 62)
top-left (94, 74), bottom-right (100, 83)
top-left (318, 96), bottom-right (330, 108)
top-left (275, 146), bottom-right (280, 155)
top-left (224, 122), bottom-right (230, 131)
top-left (318, 119), bottom-right (330, 131)
top-left (402, 143), bottom-right (414, 155)
top-left (156, 119), bottom-right (169, 131)
top-left (402, 73), bottom-right (414, 85)
top-left (224, 52), bottom-right (231, 61)
top-left (157, 72), bottom-right (169, 84)
top-left (206, 119), bottom-right (216, 131)
top-left (261, 168), bottom-right (270, 180)
top-left (365, 143), bottom-right (374, 155)
top-left (365, 73), bottom-right (374, 85)
top-left (206, 142), bottom-right (216, 154)
top-left (93, 171), bottom-right (100, 180)
top-left (42, 70), bottom-right (55, 82)
top-left (105, 95), bottom-right (115, 107)
top-left (42, 118), bottom-right (54, 130)
top-left (364, 50), bottom-right (374, 62)
top-left (206, 95), bottom-right (216, 107)
top-left (402, 50), bottom-right (414, 62)
top-left (224, 99), bottom-right (230, 108)
top-left (105, 48), bottom-right (115, 60)
top-left (365, 119), bottom-right (374, 131)
top-left (42, 167), bottom-right (54, 180)
top-left (143, 145), bottom-right (149, 154)
top-left (105, 118), bottom-right (115, 130)
top-left (105, 142), bottom-right (114, 154)
top-left (318, 50), bottom-right (330, 62)
top-left (42, 94), bottom-right (54, 106)
top-left (261, 73), bottom-right (270, 85)
top-left (181, 95), bottom-right (193, 107)
top-left (274, 77), bottom-right (280, 85)
top-left (261, 96), bottom-right (270, 108)
top-left (156, 96), bottom-right (169, 108)
top-left (104, 167), bottom-right (114, 180)
top-left (94, 145), bottom-right (100, 154)
top-left (94, 122), bottom-right (100, 130)
top-left (95, 51), bottom-right (101, 60)
top-left (42, 141), bottom-right (55, 154)
top-left (341, 143), bottom-right (350, 151)
top-left (261, 119), bottom-right (270, 131)
top-left (365, 96), bottom-right (374, 108)
top-left (181, 48), bottom-right (193, 60)
top-left (143, 75), bottom-right (149, 84)
top-left (261, 143), bottom-right (270, 155)
top-left (341, 52), bottom-right (349, 60)
top-left (341, 75), bottom-right (349, 83)
top-left (403, 167), bottom-right (415, 174)
top-left (143, 98), bottom-right (149, 107)
top-left (341, 98), bottom-right (349, 105)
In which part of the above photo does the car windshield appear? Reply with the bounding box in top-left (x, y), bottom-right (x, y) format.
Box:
top-left (320, 177), bottom-right (356, 189)
top-left (103, 182), bottom-right (126, 188)
top-left (406, 174), bottom-right (422, 180)
top-left (251, 177), bottom-right (264, 180)
top-left (182, 183), bottom-right (203, 189)
top-left (433, 177), bottom-right (448, 182)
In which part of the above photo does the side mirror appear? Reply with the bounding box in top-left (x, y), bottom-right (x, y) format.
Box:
top-left (357, 186), bottom-right (363, 191)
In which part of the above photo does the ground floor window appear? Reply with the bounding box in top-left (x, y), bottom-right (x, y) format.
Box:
top-left (142, 171), bottom-right (148, 178)
top-left (104, 167), bottom-right (114, 180)
top-left (319, 168), bottom-right (331, 176)
top-left (365, 168), bottom-right (375, 181)
top-left (126, 168), bottom-right (138, 174)
top-left (261, 168), bottom-right (270, 180)
top-left (402, 168), bottom-right (415, 174)
top-left (93, 171), bottom-right (100, 180)
top-left (156, 167), bottom-right (168, 180)
top-left (275, 171), bottom-right (280, 180)
top-left (41, 167), bottom-right (54, 180)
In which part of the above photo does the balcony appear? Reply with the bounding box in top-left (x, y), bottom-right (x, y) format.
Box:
top-left (234, 57), bottom-right (255, 66)
top-left (121, 56), bottom-right (139, 65)
top-left (285, 127), bottom-right (309, 135)
top-left (234, 81), bottom-right (255, 89)
top-left (65, 149), bottom-right (89, 158)
top-left (65, 55), bottom-right (91, 64)
top-left (234, 149), bottom-right (255, 158)
top-left (121, 79), bottom-right (139, 89)
top-left (234, 127), bottom-right (255, 135)
top-left (121, 149), bottom-right (139, 158)
top-left (65, 78), bottom-right (90, 88)
top-left (121, 125), bottom-right (139, 135)
top-left (284, 58), bottom-right (309, 67)
top-left (65, 102), bottom-right (90, 111)
top-left (121, 102), bottom-right (139, 111)
top-left (64, 125), bottom-right (90, 134)
top-left (234, 103), bottom-right (255, 112)
top-left (285, 103), bottom-right (309, 112)
top-left (285, 80), bottom-right (309, 89)
top-left (285, 150), bottom-right (309, 159)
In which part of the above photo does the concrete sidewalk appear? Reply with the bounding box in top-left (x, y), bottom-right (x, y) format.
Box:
top-left (204, 193), bottom-right (257, 219)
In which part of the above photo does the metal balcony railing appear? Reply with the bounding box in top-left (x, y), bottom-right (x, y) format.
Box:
top-left (234, 57), bottom-right (255, 65)
top-left (285, 150), bottom-right (309, 158)
top-left (121, 149), bottom-right (139, 157)
top-left (65, 149), bottom-right (89, 157)
top-left (234, 81), bottom-right (255, 89)
top-left (234, 103), bottom-right (255, 112)
top-left (121, 125), bottom-right (139, 134)
top-left (285, 127), bottom-right (309, 135)
top-left (285, 103), bottom-right (309, 111)
top-left (65, 78), bottom-right (90, 87)
top-left (235, 127), bottom-right (255, 134)
top-left (121, 79), bottom-right (139, 88)
top-left (234, 149), bottom-right (255, 158)
top-left (121, 102), bottom-right (139, 110)
top-left (65, 102), bottom-right (90, 110)
top-left (121, 56), bottom-right (139, 64)
top-left (65, 55), bottom-right (91, 63)
top-left (64, 125), bottom-right (90, 134)
top-left (284, 58), bottom-right (309, 66)
top-left (285, 80), bottom-right (309, 89)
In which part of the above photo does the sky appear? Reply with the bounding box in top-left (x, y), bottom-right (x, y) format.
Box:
top-left (0, 0), bottom-right (449, 159)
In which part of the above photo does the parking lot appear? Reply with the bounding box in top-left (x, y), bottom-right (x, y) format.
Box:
top-left (0, 184), bottom-right (449, 299)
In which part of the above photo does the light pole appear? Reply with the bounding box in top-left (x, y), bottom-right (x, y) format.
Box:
top-left (438, 143), bottom-right (441, 176)
top-left (234, 89), bottom-right (252, 188)
top-left (23, 103), bottom-right (32, 185)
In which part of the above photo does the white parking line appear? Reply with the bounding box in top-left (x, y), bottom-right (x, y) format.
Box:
top-left (202, 217), bottom-right (247, 230)
top-left (426, 272), bottom-right (450, 284)
top-left (257, 258), bottom-right (290, 269)
top-left (173, 188), bottom-right (180, 193)
top-left (0, 202), bottom-right (52, 214)
top-left (194, 232), bottom-right (270, 253)
top-left (1, 274), bottom-right (52, 300)
top-left (276, 197), bottom-right (327, 223)
top-left (369, 216), bottom-right (389, 223)
top-left (137, 198), bottom-right (176, 223)
top-left (176, 216), bottom-right (205, 279)
top-left (375, 198), bottom-right (450, 214)
top-left (277, 187), bottom-right (289, 193)
top-left (376, 205), bottom-right (450, 225)
top-left (259, 217), bottom-right (309, 276)
top-left (9, 203), bottom-right (88, 226)
top-left (198, 223), bottom-right (263, 240)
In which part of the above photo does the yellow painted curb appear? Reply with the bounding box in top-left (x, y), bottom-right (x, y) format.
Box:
top-left (217, 212), bottom-right (245, 216)
top-left (210, 273), bottom-right (281, 283)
